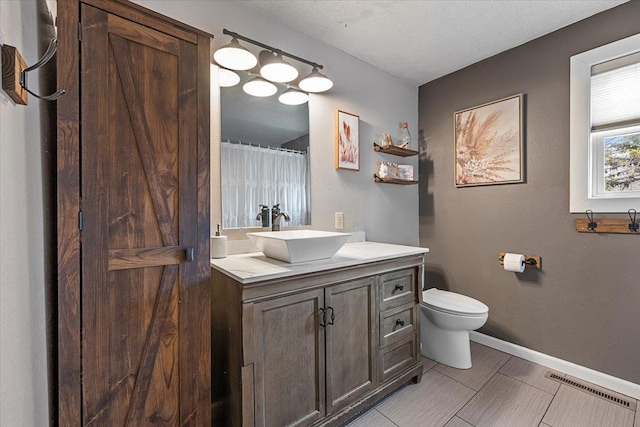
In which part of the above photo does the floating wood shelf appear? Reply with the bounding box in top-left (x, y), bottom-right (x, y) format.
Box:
top-left (374, 175), bottom-right (418, 185)
top-left (498, 252), bottom-right (541, 270)
top-left (575, 218), bottom-right (640, 234)
top-left (373, 143), bottom-right (418, 157)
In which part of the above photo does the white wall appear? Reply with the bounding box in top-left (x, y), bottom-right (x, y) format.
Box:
top-left (0, 1), bottom-right (50, 425)
top-left (136, 0), bottom-right (420, 245)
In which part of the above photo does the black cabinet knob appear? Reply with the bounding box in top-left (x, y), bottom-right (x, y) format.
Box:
top-left (395, 318), bottom-right (405, 327)
top-left (394, 283), bottom-right (404, 291)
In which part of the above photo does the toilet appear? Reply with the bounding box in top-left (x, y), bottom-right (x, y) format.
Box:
top-left (420, 288), bottom-right (489, 369)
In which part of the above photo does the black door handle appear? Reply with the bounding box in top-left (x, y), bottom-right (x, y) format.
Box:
top-left (319, 308), bottom-right (326, 327)
top-left (326, 306), bottom-right (335, 325)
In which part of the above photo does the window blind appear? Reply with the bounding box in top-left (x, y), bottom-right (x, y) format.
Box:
top-left (590, 57), bottom-right (640, 131)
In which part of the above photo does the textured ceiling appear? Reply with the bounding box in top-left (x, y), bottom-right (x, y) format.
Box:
top-left (240, 0), bottom-right (627, 86)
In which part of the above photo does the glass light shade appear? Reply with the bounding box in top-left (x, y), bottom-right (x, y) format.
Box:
top-left (259, 52), bottom-right (298, 83)
top-left (278, 89), bottom-right (309, 105)
top-left (298, 67), bottom-right (333, 93)
top-left (218, 68), bottom-right (240, 87)
top-left (213, 38), bottom-right (257, 71)
top-left (243, 77), bottom-right (277, 97)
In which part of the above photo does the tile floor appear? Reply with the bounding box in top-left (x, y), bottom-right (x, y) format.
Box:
top-left (346, 342), bottom-right (639, 427)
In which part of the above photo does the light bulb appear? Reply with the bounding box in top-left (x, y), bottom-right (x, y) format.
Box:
top-left (218, 68), bottom-right (240, 87)
top-left (299, 67), bottom-right (333, 93)
top-left (213, 38), bottom-right (257, 71)
top-left (259, 51), bottom-right (298, 83)
top-left (243, 77), bottom-right (277, 97)
top-left (279, 89), bottom-right (309, 105)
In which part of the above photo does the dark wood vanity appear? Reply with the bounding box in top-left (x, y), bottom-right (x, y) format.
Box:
top-left (211, 243), bottom-right (426, 426)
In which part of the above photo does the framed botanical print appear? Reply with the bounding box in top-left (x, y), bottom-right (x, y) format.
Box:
top-left (335, 110), bottom-right (359, 171)
top-left (454, 94), bottom-right (524, 187)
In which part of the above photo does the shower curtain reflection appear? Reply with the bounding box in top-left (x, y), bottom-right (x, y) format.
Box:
top-left (221, 141), bottom-right (310, 228)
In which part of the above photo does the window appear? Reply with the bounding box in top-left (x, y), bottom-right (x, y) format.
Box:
top-left (570, 33), bottom-right (640, 212)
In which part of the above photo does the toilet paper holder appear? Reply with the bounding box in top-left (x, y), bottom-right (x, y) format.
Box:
top-left (498, 252), bottom-right (541, 270)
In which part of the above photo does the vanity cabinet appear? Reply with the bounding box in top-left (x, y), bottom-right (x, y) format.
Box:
top-left (251, 277), bottom-right (376, 426)
top-left (211, 252), bottom-right (425, 426)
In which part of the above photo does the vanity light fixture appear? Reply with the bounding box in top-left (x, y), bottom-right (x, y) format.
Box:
top-left (299, 67), bottom-right (334, 93)
top-left (218, 68), bottom-right (241, 87)
top-left (243, 77), bottom-right (277, 97)
top-left (213, 37), bottom-right (257, 71)
top-left (259, 50), bottom-right (298, 83)
top-left (278, 88), bottom-right (309, 105)
top-left (215, 29), bottom-right (333, 93)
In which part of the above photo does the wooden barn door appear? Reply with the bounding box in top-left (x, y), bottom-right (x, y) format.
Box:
top-left (79, 4), bottom-right (210, 425)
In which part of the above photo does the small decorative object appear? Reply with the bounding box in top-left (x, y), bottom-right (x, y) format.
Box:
top-left (336, 110), bottom-right (360, 170)
top-left (385, 133), bottom-right (394, 147)
top-left (399, 122), bottom-right (411, 149)
top-left (454, 94), bottom-right (524, 187)
top-left (377, 161), bottom-right (413, 180)
top-left (377, 161), bottom-right (399, 178)
top-left (398, 165), bottom-right (414, 180)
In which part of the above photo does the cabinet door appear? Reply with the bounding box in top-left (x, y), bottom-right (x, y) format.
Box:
top-left (80, 5), bottom-right (209, 425)
top-left (253, 290), bottom-right (326, 426)
top-left (325, 277), bottom-right (377, 413)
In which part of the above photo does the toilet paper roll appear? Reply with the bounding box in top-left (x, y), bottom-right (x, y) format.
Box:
top-left (211, 235), bottom-right (227, 259)
top-left (503, 253), bottom-right (525, 273)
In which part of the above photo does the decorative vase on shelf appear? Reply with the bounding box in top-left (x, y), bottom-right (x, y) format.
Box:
top-left (399, 122), bottom-right (411, 150)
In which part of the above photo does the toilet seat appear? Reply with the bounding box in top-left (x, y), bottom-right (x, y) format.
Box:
top-left (422, 288), bottom-right (488, 317)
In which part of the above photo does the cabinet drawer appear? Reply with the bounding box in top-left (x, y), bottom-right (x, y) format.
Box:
top-left (380, 269), bottom-right (415, 310)
top-left (380, 303), bottom-right (416, 347)
top-left (380, 336), bottom-right (417, 381)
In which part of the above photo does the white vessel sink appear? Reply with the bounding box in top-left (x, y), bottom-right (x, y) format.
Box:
top-left (246, 230), bottom-right (352, 263)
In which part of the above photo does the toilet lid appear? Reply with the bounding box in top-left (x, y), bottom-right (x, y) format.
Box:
top-left (422, 288), bottom-right (488, 316)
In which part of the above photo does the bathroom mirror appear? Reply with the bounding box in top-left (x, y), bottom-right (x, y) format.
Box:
top-left (220, 71), bottom-right (311, 229)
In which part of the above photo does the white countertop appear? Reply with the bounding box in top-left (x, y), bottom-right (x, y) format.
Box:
top-left (211, 241), bottom-right (429, 284)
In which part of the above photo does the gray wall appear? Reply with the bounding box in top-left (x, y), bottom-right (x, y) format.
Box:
top-left (0, 0), bottom-right (54, 425)
top-left (136, 0), bottom-right (420, 245)
top-left (419, 1), bottom-right (640, 384)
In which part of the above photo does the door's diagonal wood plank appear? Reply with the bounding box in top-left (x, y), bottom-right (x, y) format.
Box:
top-left (109, 33), bottom-right (178, 247)
top-left (125, 264), bottom-right (179, 426)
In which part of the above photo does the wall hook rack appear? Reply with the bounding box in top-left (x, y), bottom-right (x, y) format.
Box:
top-left (1, 38), bottom-right (65, 105)
top-left (629, 209), bottom-right (639, 232)
top-left (575, 208), bottom-right (640, 234)
top-left (586, 209), bottom-right (597, 231)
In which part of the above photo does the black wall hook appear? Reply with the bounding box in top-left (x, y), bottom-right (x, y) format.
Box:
top-left (629, 209), bottom-right (639, 232)
top-left (19, 38), bottom-right (66, 101)
top-left (586, 210), bottom-right (597, 231)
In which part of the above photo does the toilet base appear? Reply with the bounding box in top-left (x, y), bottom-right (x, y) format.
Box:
top-left (420, 317), bottom-right (472, 369)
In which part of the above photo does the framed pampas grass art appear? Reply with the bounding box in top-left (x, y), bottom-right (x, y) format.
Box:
top-left (336, 110), bottom-right (360, 171)
top-left (454, 94), bottom-right (524, 187)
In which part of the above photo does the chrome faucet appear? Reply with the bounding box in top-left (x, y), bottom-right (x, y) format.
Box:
top-left (271, 203), bottom-right (290, 231)
top-left (256, 204), bottom-right (270, 228)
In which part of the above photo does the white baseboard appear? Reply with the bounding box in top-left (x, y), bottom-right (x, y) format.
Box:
top-left (470, 331), bottom-right (640, 400)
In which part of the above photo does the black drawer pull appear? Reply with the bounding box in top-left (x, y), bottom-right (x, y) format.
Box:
top-left (395, 318), bottom-right (405, 327)
top-left (394, 283), bottom-right (404, 291)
